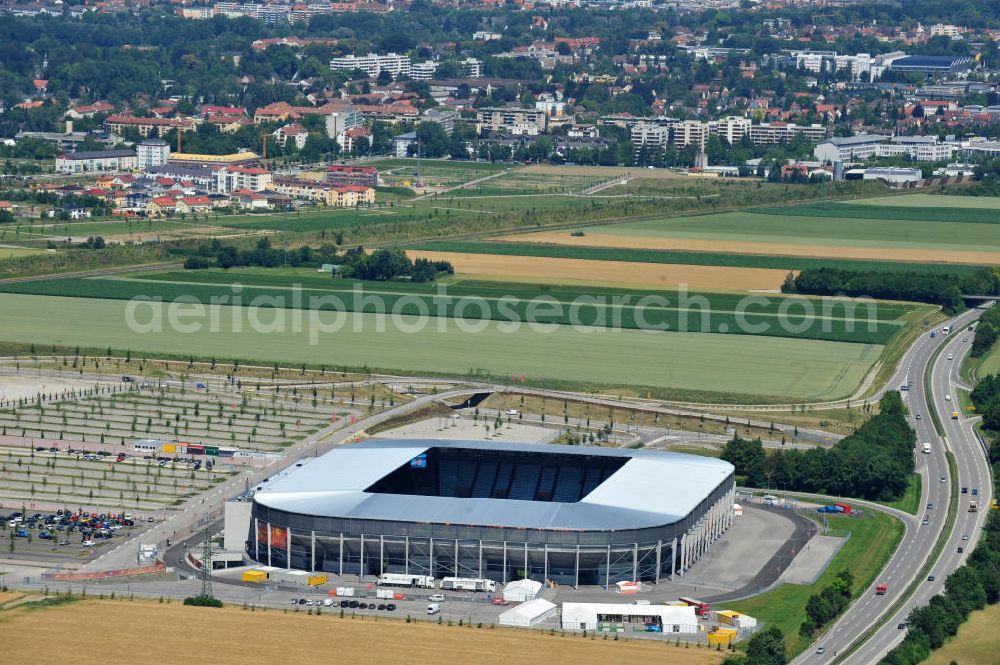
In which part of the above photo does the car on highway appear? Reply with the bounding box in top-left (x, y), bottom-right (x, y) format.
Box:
top-left (940, 476), bottom-right (947, 483)
top-left (957, 547), bottom-right (964, 553)
top-left (972, 488), bottom-right (979, 496)
top-left (429, 594), bottom-right (445, 602)
top-left (962, 534), bottom-right (969, 541)
top-left (962, 487), bottom-right (968, 494)
top-left (947, 353), bottom-right (953, 360)
top-left (945, 394), bottom-right (951, 401)
top-left (816, 646), bottom-right (827, 655)
top-left (922, 517), bottom-right (929, 525)
top-left (898, 623), bottom-right (907, 630)
top-left (915, 414), bottom-right (921, 420)
top-left (926, 503), bottom-right (934, 510)
top-left (927, 575), bottom-right (935, 582)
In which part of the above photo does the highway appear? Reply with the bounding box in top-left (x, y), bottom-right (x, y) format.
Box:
top-left (791, 307), bottom-right (993, 665)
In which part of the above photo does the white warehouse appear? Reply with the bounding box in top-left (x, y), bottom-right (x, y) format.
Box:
top-left (561, 603), bottom-right (700, 633)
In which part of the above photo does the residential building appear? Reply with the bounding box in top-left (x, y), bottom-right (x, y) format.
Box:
top-left (55, 149), bottom-right (136, 174)
top-left (709, 116), bottom-right (752, 144)
top-left (326, 165), bottom-right (378, 187)
top-left (673, 120), bottom-right (709, 149)
top-left (136, 139), bottom-right (170, 170)
top-left (325, 107), bottom-right (364, 140)
top-left (476, 107), bottom-right (547, 134)
top-left (105, 115), bottom-right (195, 138)
top-left (273, 123), bottom-right (308, 150)
top-left (214, 166), bottom-right (273, 194)
top-left (271, 178), bottom-right (375, 206)
top-left (630, 123), bottom-right (670, 153)
top-left (65, 102), bottom-right (115, 119)
top-left (392, 131), bottom-right (417, 158)
top-left (929, 24), bottom-right (963, 38)
top-left (460, 58), bottom-right (483, 78)
top-left (338, 126), bottom-right (373, 153)
top-left (329, 53), bottom-right (412, 79)
top-left (410, 61), bottom-right (439, 81)
top-left (473, 31), bottom-right (503, 42)
top-left (748, 122), bottom-right (827, 145)
top-left (421, 108), bottom-right (458, 134)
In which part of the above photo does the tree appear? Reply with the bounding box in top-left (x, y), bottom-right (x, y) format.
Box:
top-left (745, 627), bottom-right (785, 665)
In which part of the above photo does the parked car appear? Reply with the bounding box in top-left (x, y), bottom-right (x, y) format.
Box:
top-left (429, 594), bottom-right (445, 602)
top-left (82, 540), bottom-right (95, 547)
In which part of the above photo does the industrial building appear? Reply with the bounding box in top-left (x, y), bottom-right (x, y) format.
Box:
top-left (241, 439), bottom-right (736, 586)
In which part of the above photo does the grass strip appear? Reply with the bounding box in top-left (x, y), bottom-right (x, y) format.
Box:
top-left (408, 241), bottom-right (988, 274)
top-left (925, 341), bottom-right (948, 438)
top-left (751, 203), bottom-right (1000, 225)
top-left (876, 474), bottom-right (922, 515)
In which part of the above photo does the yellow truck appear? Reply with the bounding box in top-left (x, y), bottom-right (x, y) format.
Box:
top-left (951, 411), bottom-right (960, 419)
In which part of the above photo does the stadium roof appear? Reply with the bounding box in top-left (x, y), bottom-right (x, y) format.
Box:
top-left (252, 439), bottom-right (734, 531)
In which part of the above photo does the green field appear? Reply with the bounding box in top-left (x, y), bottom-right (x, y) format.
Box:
top-left (410, 241), bottom-right (989, 274)
top-left (850, 194), bottom-right (1000, 209)
top-left (1, 218), bottom-right (215, 239)
top-left (0, 269), bottom-right (913, 344)
top-left (751, 202), bottom-right (1000, 225)
top-left (0, 293), bottom-right (884, 402)
top-left (579, 212), bottom-right (1000, 253)
top-left (730, 510), bottom-right (905, 658)
top-left (0, 246), bottom-right (46, 258)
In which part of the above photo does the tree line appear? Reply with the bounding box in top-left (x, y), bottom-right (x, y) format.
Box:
top-left (183, 240), bottom-right (453, 283)
top-left (183, 238), bottom-right (339, 270)
top-left (721, 392), bottom-right (914, 501)
top-left (801, 570), bottom-right (854, 638)
top-left (878, 441), bottom-right (1000, 665)
top-left (971, 374), bottom-right (1000, 432)
top-left (337, 247), bottom-right (453, 283)
top-left (786, 267), bottom-right (1000, 314)
top-left (970, 306), bottom-right (1000, 360)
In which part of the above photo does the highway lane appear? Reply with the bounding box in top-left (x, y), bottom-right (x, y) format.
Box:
top-left (791, 307), bottom-right (985, 665)
top-left (846, 311), bottom-right (994, 665)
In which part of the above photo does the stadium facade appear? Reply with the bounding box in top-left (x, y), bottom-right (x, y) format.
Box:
top-left (246, 439), bottom-right (736, 585)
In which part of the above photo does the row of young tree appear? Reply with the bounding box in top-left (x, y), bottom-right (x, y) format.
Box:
top-left (786, 267), bottom-right (1000, 314)
top-left (877, 442), bottom-right (1000, 665)
top-left (721, 392), bottom-right (915, 501)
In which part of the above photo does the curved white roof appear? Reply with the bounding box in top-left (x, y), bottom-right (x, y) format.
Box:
top-left (253, 439), bottom-right (734, 531)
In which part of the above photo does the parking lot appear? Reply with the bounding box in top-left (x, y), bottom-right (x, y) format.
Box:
top-left (0, 444), bottom-right (237, 512)
top-left (2, 507), bottom-right (153, 563)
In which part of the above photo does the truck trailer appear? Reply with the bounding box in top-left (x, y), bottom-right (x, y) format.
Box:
top-left (377, 573), bottom-right (435, 589)
top-left (440, 577), bottom-right (497, 592)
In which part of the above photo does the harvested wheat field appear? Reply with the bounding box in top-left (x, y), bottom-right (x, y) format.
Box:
top-left (0, 599), bottom-right (725, 665)
top-left (405, 250), bottom-right (787, 291)
top-left (497, 232), bottom-right (1000, 265)
top-left (519, 164), bottom-right (684, 179)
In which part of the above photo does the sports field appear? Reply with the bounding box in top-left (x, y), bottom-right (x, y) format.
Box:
top-left (0, 599), bottom-right (725, 665)
top-left (0, 293), bottom-right (884, 401)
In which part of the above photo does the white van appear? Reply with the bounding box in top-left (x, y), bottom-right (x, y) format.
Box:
top-left (427, 603), bottom-right (441, 615)
top-left (942, 326), bottom-right (950, 335)
top-left (922, 442), bottom-right (931, 454)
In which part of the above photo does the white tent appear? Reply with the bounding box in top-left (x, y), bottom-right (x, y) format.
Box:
top-left (503, 578), bottom-right (543, 602)
top-left (498, 599), bottom-right (558, 628)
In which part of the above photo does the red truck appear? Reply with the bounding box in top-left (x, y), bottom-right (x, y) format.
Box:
top-left (678, 597), bottom-right (711, 617)
top-left (834, 502), bottom-right (853, 515)
top-left (876, 583), bottom-right (888, 596)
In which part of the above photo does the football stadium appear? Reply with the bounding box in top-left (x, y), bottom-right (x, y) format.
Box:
top-left (246, 439), bottom-right (736, 585)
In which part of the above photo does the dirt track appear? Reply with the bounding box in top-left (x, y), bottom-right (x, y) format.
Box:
top-left (519, 164), bottom-right (685, 179)
top-left (0, 600), bottom-right (725, 665)
top-left (405, 250), bottom-right (787, 291)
